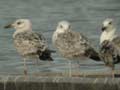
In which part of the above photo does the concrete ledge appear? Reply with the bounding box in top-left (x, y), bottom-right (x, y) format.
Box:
top-left (0, 75), bottom-right (120, 90)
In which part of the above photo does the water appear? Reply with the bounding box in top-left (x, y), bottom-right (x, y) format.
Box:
top-left (0, 0), bottom-right (120, 75)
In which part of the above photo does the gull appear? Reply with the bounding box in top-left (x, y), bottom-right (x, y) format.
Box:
top-left (4, 19), bottom-right (54, 76)
top-left (52, 21), bottom-right (101, 76)
top-left (100, 18), bottom-right (120, 78)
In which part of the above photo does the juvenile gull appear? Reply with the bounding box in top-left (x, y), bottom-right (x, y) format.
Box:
top-left (52, 21), bottom-right (101, 76)
top-left (100, 18), bottom-right (120, 78)
top-left (4, 19), bottom-right (54, 75)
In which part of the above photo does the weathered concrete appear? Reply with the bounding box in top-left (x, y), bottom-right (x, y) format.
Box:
top-left (0, 75), bottom-right (120, 90)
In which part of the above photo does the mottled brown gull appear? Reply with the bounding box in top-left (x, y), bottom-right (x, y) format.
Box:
top-left (100, 18), bottom-right (120, 78)
top-left (52, 21), bottom-right (101, 77)
top-left (4, 19), bottom-right (54, 76)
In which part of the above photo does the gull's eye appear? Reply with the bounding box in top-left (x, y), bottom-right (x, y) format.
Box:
top-left (68, 25), bottom-right (71, 29)
top-left (17, 22), bottom-right (22, 25)
top-left (109, 22), bottom-right (112, 25)
top-left (59, 25), bottom-right (63, 28)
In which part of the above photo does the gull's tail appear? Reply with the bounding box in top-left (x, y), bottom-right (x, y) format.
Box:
top-left (37, 49), bottom-right (55, 61)
top-left (85, 48), bottom-right (101, 61)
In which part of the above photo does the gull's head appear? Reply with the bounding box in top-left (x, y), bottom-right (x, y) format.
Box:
top-left (56, 21), bottom-right (71, 33)
top-left (4, 19), bottom-right (32, 31)
top-left (102, 18), bottom-right (114, 32)
top-left (100, 18), bottom-right (116, 44)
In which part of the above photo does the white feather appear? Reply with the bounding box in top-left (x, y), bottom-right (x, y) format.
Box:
top-left (100, 29), bottom-right (116, 44)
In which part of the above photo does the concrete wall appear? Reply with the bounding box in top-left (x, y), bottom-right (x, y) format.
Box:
top-left (0, 75), bottom-right (120, 90)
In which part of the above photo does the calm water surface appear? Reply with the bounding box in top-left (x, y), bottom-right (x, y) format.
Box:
top-left (0, 0), bottom-right (120, 75)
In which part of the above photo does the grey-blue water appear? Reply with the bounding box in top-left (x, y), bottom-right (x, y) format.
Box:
top-left (0, 0), bottom-right (120, 75)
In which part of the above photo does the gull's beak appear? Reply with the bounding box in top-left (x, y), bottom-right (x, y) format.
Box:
top-left (101, 26), bottom-right (107, 31)
top-left (4, 24), bottom-right (13, 29)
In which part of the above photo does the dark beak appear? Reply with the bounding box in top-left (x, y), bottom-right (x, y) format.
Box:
top-left (4, 24), bottom-right (12, 29)
top-left (101, 27), bottom-right (107, 31)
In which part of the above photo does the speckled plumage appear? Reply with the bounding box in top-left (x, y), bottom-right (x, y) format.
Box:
top-left (5, 19), bottom-right (53, 61)
top-left (53, 21), bottom-right (100, 61)
top-left (100, 18), bottom-right (120, 78)
top-left (14, 31), bottom-right (47, 57)
top-left (53, 30), bottom-right (88, 59)
top-left (4, 19), bottom-right (54, 76)
top-left (100, 37), bottom-right (120, 68)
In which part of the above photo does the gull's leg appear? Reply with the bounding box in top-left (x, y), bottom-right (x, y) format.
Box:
top-left (31, 57), bottom-right (40, 75)
top-left (111, 67), bottom-right (115, 79)
top-left (35, 58), bottom-right (39, 65)
top-left (68, 60), bottom-right (72, 77)
top-left (36, 55), bottom-right (41, 65)
top-left (78, 61), bottom-right (81, 77)
top-left (23, 58), bottom-right (28, 78)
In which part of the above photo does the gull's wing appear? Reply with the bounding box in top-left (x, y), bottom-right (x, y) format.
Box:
top-left (100, 37), bottom-right (120, 68)
top-left (14, 31), bottom-right (47, 56)
top-left (53, 30), bottom-right (100, 61)
top-left (14, 31), bottom-right (53, 61)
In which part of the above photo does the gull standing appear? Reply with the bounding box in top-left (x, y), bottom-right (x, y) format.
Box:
top-left (52, 21), bottom-right (101, 76)
top-left (100, 18), bottom-right (120, 78)
top-left (4, 19), bottom-right (54, 76)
